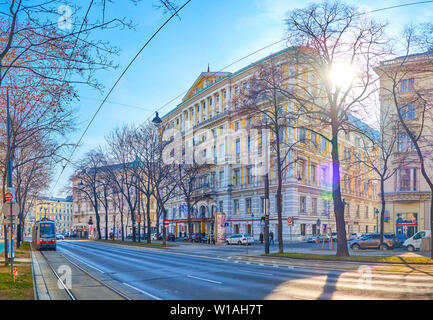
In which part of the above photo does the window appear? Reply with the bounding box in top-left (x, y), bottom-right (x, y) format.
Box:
top-left (235, 139), bottom-right (241, 155)
top-left (408, 104), bottom-right (415, 119)
top-left (233, 199), bottom-right (239, 215)
top-left (298, 159), bottom-right (306, 180)
top-left (260, 197), bottom-right (265, 214)
top-left (312, 198), bottom-right (317, 214)
top-left (398, 133), bottom-right (408, 152)
top-left (246, 167), bottom-right (253, 184)
top-left (247, 135), bottom-right (251, 151)
top-left (248, 117), bottom-right (252, 127)
top-left (300, 196), bottom-right (306, 213)
top-left (246, 198), bottom-right (252, 214)
top-left (365, 206), bottom-right (369, 219)
top-left (299, 128), bottom-right (306, 143)
top-left (311, 164), bottom-right (317, 183)
top-left (321, 137), bottom-right (327, 152)
top-left (400, 168), bottom-right (411, 191)
top-left (356, 204), bottom-right (360, 218)
top-left (300, 224), bottom-right (306, 236)
top-left (219, 170), bottom-right (224, 187)
top-left (311, 132), bottom-right (317, 147)
top-left (233, 169), bottom-right (240, 186)
top-left (400, 78), bottom-right (414, 92)
top-left (320, 166), bottom-right (328, 186)
top-left (219, 143), bottom-right (225, 158)
top-left (219, 201), bottom-right (223, 212)
top-left (235, 121), bottom-right (240, 131)
top-left (413, 168), bottom-right (417, 191)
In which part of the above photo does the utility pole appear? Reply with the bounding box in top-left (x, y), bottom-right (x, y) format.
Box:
top-left (264, 173), bottom-right (270, 254)
top-left (6, 90), bottom-right (14, 276)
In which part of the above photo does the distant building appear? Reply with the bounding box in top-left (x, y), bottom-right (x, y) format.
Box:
top-left (161, 48), bottom-right (380, 240)
top-left (377, 52), bottom-right (433, 240)
top-left (33, 196), bottom-right (73, 234)
top-left (71, 163), bottom-right (158, 239)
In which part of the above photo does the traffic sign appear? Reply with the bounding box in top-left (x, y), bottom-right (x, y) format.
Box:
top-left (287, 216), bottom-right (294, 226)
top-left (137, 217), bottom-right (141, 223)
top-left (164, 219), bottom-right (170, 226)
top-left (1, 203), bottom-right (19, 217)
top-left (2, 216), bottom-right (18, 225)
top-left (4, 187), bottom-right (15, 203)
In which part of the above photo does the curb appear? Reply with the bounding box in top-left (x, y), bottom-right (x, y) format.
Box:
top-left (257, 254), bottom-right (433, 266)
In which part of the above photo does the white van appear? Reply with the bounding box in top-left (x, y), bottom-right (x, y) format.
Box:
top-left (403, 230), bottom-right (431, 251)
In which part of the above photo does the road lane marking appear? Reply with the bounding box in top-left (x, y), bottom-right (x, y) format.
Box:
top-left (187, 275), bottom-right (222, 284)
top-left (123, 282), bottom-right (162, 300)
top-left (59, 248), bottom-right (105, 273)
top-left (241, 270), bottom-right (273, 276)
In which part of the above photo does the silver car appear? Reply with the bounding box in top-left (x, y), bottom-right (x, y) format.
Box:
top-left (226, 234), bottom-right (254, 245)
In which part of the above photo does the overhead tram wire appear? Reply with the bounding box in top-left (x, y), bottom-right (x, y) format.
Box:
top-left (50, 0), bottom-right (192, 194)
top-left (50, 0), bottom-right (433, 193)
top-left (145, 0), bottom-right (433, 122)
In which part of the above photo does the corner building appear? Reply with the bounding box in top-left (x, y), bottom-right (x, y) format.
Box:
top-left (161, 48), bottom-right (380, 241)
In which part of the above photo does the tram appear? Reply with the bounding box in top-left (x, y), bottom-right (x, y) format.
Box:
top-left (32, 219), bottom-right (56, 250)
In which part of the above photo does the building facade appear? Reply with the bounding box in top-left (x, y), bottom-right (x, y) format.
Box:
top-left (71, 164), bottom-right (158, 239)
top-left (378, 52), bottom-right (433, 240)
top-left (161, 48), bottom-right (380, 241)
top-left (33, 196), bottom-right (74, 235)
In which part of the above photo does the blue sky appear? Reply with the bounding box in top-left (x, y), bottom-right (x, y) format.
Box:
top-left (51, 0), bottom-right (433, 196)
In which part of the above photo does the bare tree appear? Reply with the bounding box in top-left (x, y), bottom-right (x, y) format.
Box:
top-left (352, 105), bottom-right (403, 248)
top-left (284, 1), bottom-right (387, 256)
top-left (376, 24), bottom-right (433, 256)
top-left (234, 57), bottom-right (302, 253)
top-left (72, 150), bottom-right (108, 239)
top-left (105, 125), bottom-right (140, 242)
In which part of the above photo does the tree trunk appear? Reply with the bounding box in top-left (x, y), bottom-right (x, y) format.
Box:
top-left (146, 196), bottom-right (151, 244)
top-left (120, 212), bottom-right (125, 241)
top-left (162, 207), bottom-right (167, 246)
top-left (331, 126), bottom-right (349, 256)
top-left (187, 200), bottom-right (192, 242)
top-left (105, 207), bottom-right (108, 240)
top-left (275, 128), bottom-right (284, 254)
top-left (380, 177), bottom-right (386, 247)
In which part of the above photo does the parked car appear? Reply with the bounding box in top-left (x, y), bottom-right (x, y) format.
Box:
top-left (307, 234), bottom-right (328, 243)
top-left (201, 234), bottom-right (215, 244)
top-left (151, 233), bottom-right (159, 241)
top-left (350, 233), bottom-right (397, 250)
top-left (226, 234), bottom-right (254, 245)
top-left (403, 230), bottom-right (431, 252)
top-left (167, 233), bottom-right (176, 241)
top-left (348, 233), bottom-right (362, 241)
top-left (55, 233), bottom-right (64, 240)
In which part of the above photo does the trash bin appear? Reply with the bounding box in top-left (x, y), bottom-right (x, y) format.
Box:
top-left (420, 237), bottom-right (431, 252)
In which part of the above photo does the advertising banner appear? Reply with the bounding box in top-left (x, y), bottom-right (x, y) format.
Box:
top-left (215, 212), bottom-right (226, 244)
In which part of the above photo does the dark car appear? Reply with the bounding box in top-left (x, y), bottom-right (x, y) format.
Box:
top-left (350, 233), bottom-right (397, 250)
top-left (201, 234), bottom-right (215, 244)
top-left (183, 233), bottom-right (202, 242)
top-left (167, 233), bottom-right (176, 241)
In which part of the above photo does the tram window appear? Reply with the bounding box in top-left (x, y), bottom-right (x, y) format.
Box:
top-left (40, 224), bottom-right (55, 238)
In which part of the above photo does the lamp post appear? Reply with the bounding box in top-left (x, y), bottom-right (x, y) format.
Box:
top-left (152, 112), bottom-right (165, 244)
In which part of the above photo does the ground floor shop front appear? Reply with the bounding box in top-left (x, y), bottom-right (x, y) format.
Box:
top-left (383, 193), bottom-right (431, 240)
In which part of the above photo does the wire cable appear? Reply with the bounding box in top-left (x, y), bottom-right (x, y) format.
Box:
top-left (50, 0), bottom-right (192, 193)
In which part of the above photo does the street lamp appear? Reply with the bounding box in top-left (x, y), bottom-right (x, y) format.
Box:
top-left (152, 112), bottom-right (162, 126)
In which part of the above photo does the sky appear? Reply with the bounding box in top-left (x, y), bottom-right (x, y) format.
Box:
top-left (48, 0), bottom-right (433, 197)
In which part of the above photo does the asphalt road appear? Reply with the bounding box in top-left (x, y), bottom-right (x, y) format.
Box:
top-left (56, 240), bottom-right (433, 300)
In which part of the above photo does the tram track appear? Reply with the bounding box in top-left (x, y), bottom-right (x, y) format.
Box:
top-left (37, 247), bottom-right (133, 300)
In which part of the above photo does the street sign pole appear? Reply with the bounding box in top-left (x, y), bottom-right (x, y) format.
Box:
top-left (264, 173), bottom-right (270, 254)
top-left (6, 90), bottom-right (14, 277)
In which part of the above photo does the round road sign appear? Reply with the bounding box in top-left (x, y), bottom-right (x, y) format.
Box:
top-left (5, 192), bottom-right (12, 202)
